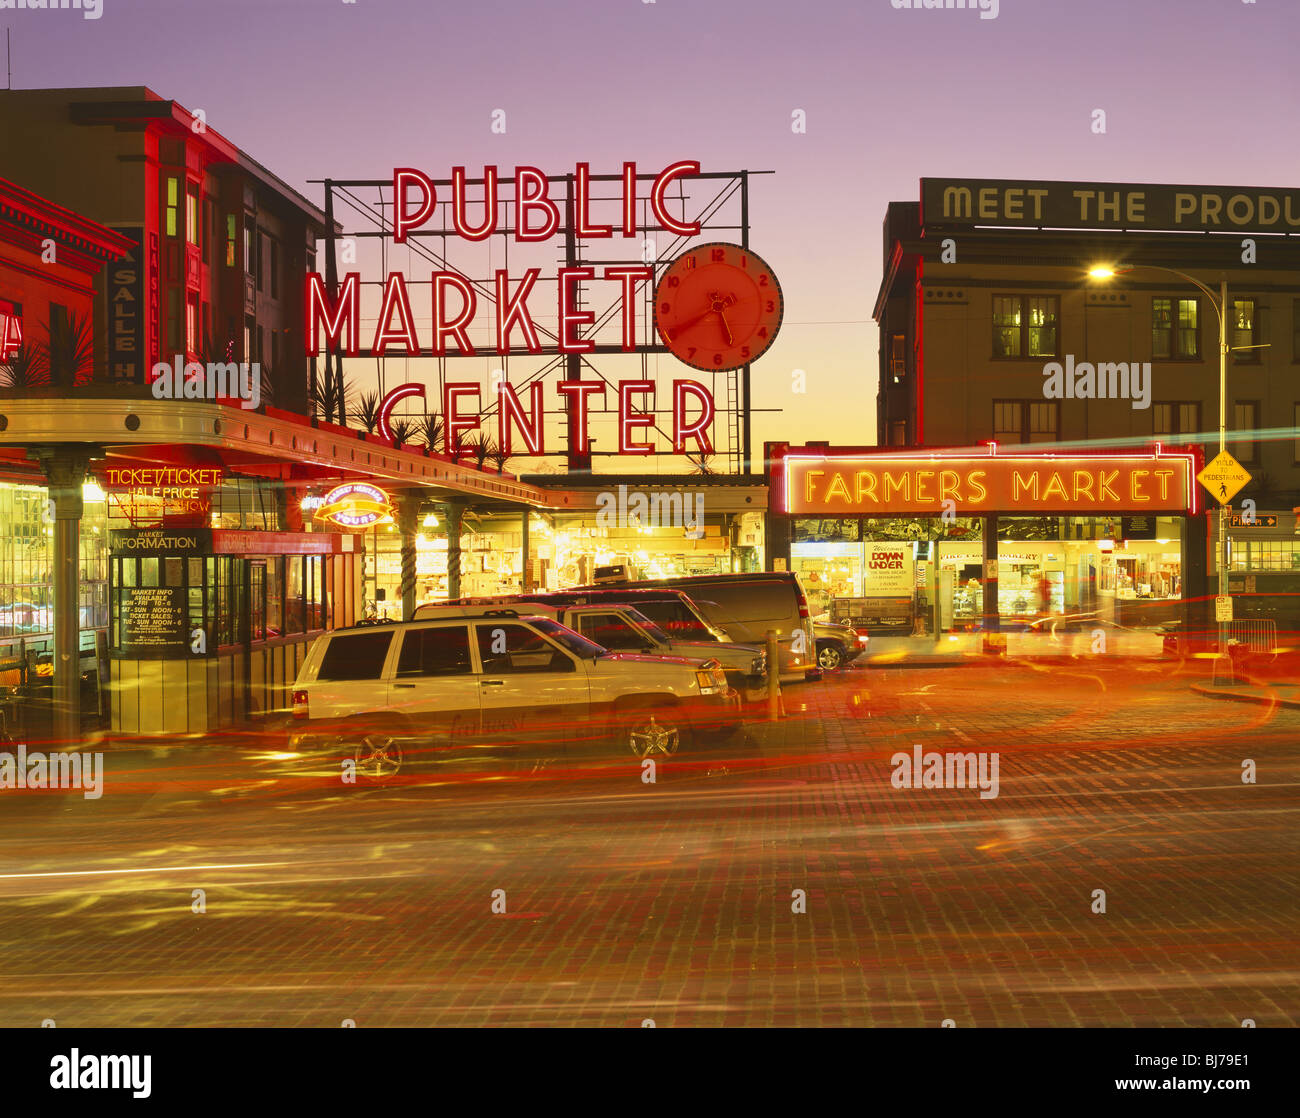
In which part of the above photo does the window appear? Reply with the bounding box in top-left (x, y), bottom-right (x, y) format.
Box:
top-left (165, 177), bottom-right (180, 238)
top-left (186, 186), bottom-right (200, 246)
top-left (1233, 401), bottom-right (1260, 463)
top-left (1152, 297), bottom-right (1200, 359)
top-left (575, 612), bottom-right (652, 651)
top-left (167, 288), bottom-right (183, 351)
top-left (186, 295), bottom-right (198, 354)
top-left (254, 227), bottom-right (263, 290)
top-left (202, 200), bottom-right (212, 265)
top-left (251, 562), bottom-right (266, 641)
top-left (286, 556), bottom-right (305, 633)
top-left (317, 630), bottom-right (394, 681)
top-left (475, 623), bottom-right (573, 673)
top-left (244, 221), bottom-right (253, 277)
top-left (266, 557), bottom-right (283, 637)
top-left (226, 214), bottom-right (237, 267)
top-left (890, 419), bottom-right (907, 447)
top-left (992, 400), bottom-right (1058, 445)
top-left (396, 626), bottom-right (472, 676)
top-left (627, 599), bottom-right (712, 639)
top-left (1153, 401), bottom-right (1201, 442)
top-left (889, 334), bottom-right (905, 381)
top-left (1231, 298), bottom-right (1259, 362)
top-left (992, 295), bottom-right (1059, 358)
top-left (270, 238), bottom-right (280, 299)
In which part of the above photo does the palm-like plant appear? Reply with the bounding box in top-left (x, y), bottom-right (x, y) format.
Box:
top-left (46, 310), bottom-right (95, 388)
top-left (487, 442), bottom-right (511, 475)
top-left (0, 340), bottom-right (49, 388)
top-left (389, 417), bottom-right (416, 448)
top-left (417, 412), bottom-right (444, 453)
top-left (689, 453), bottom-right (717, 476)
top-left (309, 364), bottom-right (352, 425)
top-left (351, 390), bottom-right (381, 434)
top-left (465, 434), bottom-right (492, 470)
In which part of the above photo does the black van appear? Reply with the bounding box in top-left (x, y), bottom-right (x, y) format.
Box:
top-left (577, 573), bottom-right (819, 683)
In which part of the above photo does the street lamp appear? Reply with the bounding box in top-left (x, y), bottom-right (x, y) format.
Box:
top-left (1089, 263), bottom-right (1266, 683)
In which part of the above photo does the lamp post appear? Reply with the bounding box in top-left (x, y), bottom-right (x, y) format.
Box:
top-left (1088, 264), bottom-right (1237, 683)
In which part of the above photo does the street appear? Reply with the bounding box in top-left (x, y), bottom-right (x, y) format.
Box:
top-left (1, 659), bottom-right (1295, 1028)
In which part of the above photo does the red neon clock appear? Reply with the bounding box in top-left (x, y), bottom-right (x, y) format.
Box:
top-left (653, 242), bottom-right (783, 372)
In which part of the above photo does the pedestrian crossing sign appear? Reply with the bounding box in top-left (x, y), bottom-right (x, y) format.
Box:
top-left (1197, 452), bottom-right (1251, 506)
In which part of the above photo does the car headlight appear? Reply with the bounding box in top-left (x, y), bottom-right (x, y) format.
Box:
top-left (695, 659), bottom-right (727, 693)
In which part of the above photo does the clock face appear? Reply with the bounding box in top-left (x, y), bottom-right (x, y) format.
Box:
top-left (654, 242), bottom-right (783, 372)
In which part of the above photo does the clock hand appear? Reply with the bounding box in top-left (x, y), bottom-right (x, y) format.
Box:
top-left (716, 306), bottom-right (734, 346)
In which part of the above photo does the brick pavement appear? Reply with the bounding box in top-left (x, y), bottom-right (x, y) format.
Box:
top-left (0, 661), bottom-right (1296, 1027)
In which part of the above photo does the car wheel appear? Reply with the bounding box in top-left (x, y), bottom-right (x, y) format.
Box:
top-left (621, 708), bottom-right (682, 759)
top-left (352, 731), bottom-right (403, 780)
top-left (816, 641), bottom-right (845, 670)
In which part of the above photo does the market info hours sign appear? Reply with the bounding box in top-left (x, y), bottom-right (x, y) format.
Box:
top-left (782, 451), bottom-right (1197, 516)
top-left (116, 586), bottom-right (190, 658)
top-left (864, 544), bottom-right (914, 596)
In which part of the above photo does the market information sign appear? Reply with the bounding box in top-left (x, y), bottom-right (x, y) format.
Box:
top-left (921, 178), bottom-right (1300, 234)
top-left (110, 528), bottom-right (213, 555)
top-left (785, 453), bottom-right (1194, 516)
top-left (1120, 516), bottom-right (1158, 540)
top-left (116, 586), bottom-right (190, 658)
top-left (1197, 452), bottom-right (1251, 506)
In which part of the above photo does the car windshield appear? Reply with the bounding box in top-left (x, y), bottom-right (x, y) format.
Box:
top-left (619, 608), bottom-right (671, 645)
top-left (528, 617), bottom-right (606, 659)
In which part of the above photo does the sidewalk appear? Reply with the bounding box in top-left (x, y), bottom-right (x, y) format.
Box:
top-left (857, 628), bottom-right (1164, 667)
top-left (1190, 680), bottom-right (1300, 710)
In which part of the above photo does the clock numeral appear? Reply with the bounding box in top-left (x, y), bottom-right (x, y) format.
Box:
top-left (741, 346), bottom-right (750, 360)
top-left (765, 300), bottom-right (775, 313)
top-left (687, 347), bottom-right (697, 360)
top-left (758, 327), bottom-right (768, 339)
top-left (711, 248), bottom-right (725, 263)
top-left (667, 276), bottom-right (680, 288)
top-left (758, 274), bottom-right (769, 287)
top-left (741, 256), bottom-right (748, 269)
top-left (660, 302), bottom-right (671, 314)
top-left (713, 352), bottom-right (723, 366)
top-left (685, 256), bottom-right (696, 269)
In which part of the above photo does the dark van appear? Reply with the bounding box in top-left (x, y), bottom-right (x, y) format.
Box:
top-left (577, 572), bottom-right (818, 683)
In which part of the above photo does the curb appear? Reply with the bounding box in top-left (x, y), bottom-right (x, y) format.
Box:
top-left (1189, 682), bottom-right (1300, 710)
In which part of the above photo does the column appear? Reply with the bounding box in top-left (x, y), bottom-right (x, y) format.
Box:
top-left (444, 502), bottom-right (466, 600)
top-left (396, 491), bottom-right (421, 621)
top-left (29, 445), bottom-right (98, 745)
top-left (521, 510), bottom-right (531, 591)
top-left (982, 514), bottom-right (1001, 653)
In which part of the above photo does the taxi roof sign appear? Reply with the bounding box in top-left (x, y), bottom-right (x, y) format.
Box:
top-left (1197, 451), bottom-right (1251, 505)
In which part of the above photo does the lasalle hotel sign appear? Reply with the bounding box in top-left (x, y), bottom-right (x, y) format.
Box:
top-left (921, 178), bottom-right (1300, 232)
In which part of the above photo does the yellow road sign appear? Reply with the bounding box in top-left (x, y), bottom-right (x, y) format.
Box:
top-left (1197, 451), bottom-right (1252, 505)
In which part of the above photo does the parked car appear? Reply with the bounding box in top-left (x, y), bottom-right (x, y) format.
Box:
top-left (581, 572), bottom-right (818, 683)
top-left (812, 618), bottom-right (868, 670)
top-left (415, 598), bottom-right (769, 702)
top-left (290, 609), bottom-right (741, 777)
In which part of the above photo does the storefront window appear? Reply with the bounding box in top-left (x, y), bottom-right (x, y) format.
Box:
top-left (286, 556), bottom-right (305, 634)
top-left (266, 557), bottom-right (283, 638)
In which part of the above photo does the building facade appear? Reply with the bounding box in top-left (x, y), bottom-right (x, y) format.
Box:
top-left (874, 178), bottom-right (1300, 612)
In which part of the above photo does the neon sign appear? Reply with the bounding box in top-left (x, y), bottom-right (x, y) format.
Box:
top-left (306, 161), bottom-right (725, 457)
top-left (783, 451), bottom-right (1197, 516)
top-left (0, 302), bottom-right (22, 361)
top-left (316, 482), bottom-right (393, 530)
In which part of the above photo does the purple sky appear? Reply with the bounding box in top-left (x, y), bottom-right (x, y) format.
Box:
top-left (6, 0), bottom-right (1298, 460)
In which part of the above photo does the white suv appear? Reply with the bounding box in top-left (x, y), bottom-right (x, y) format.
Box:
top-left (290, 610), bottom-right (741, 777)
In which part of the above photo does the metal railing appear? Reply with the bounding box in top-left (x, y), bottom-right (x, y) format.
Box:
top-left (1228, 619), bottom-right (1277, 653)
